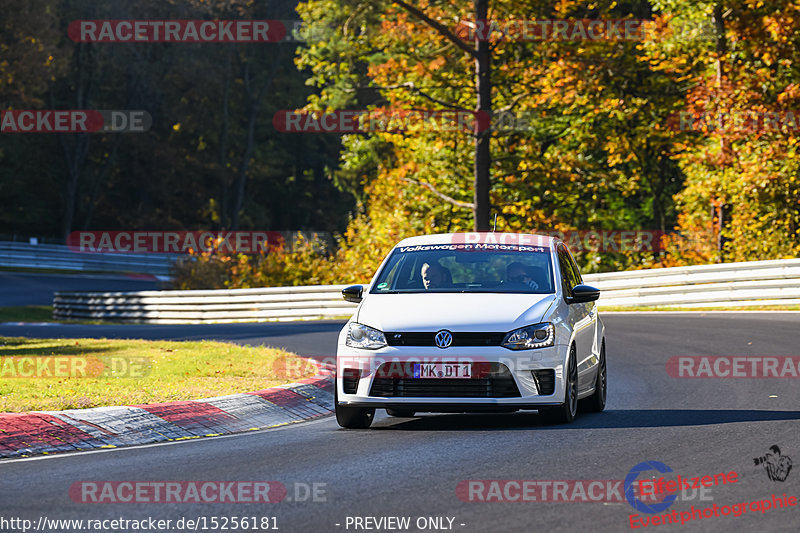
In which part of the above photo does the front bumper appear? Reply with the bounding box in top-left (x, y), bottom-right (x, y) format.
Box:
top-left (336, 345), bottom-right (570, 411)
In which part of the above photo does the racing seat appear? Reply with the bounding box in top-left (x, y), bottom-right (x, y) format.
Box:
top-left (440, 266), bottom-right (453, 287)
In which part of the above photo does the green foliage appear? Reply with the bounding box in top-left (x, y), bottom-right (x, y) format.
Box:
top-left (177, 0), bottom-right (800, 287)
top-left (5, 0), bottom-right (799, 289)
top-left (0, 0), bottom-right (354, 240)
top-left (659, 0), bottom-right (800, 263)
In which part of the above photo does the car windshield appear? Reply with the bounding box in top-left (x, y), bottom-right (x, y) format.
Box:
top-left (370, 243), bottom-right (554, 294)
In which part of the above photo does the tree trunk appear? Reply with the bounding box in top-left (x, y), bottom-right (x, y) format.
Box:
top-left (59, 41), bottom-right (93, 242)
top-left (473, 0), bottom-right (491, 231)
top-left (60, 135), bottom-right (88, 242)
top-left (713, 2), bottom-right (729, 261)
top-left (230, 52), bottom-right (279, 230)
top-left (219, 49), bottom-right (232, 229)
top-left (231, 102), bottom-right (257, 230)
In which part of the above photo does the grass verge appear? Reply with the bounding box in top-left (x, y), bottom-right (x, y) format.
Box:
top-left (0, 306), bottom-right (55, 323)
top-left (0, 306), bottom-right (125, 325)
top-left (0, 336), bottom-right (319, 413)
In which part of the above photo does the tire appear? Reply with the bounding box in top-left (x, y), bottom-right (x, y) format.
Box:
top-left (385, 408), bottom-right (416, 418)
top-left (335, 385), bottom-right (374, 429)
top-left (581, 340), bottom-right (606, 413)
top-left (540, 345), bottom-right (578, 424)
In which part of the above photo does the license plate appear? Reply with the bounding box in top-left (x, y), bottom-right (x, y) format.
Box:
top-left (413, 363), bottom-right (472, 379)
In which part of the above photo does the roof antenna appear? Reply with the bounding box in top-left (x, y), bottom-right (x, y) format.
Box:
top-left (492, 213), bottom-right (498, 232)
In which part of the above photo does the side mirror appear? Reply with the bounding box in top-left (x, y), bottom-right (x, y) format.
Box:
top-left (342, 285), bottom-right (364, 304)
top-left (567, 284), bottom-right (600, 304)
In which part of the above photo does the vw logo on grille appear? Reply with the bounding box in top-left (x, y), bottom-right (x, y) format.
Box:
top-left (434, 330), bottom-right (453, 349)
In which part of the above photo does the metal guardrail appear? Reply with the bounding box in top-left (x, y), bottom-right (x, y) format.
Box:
top-left (54, 285), bottom-right (358, 323)
top-left (0, 241), bottom-right (177, 277)
top-left (585, 258), bottom-right (800, 308)
top-left (52, 258), bottom-right (800, 323)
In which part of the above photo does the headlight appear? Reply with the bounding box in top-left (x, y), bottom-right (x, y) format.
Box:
top-left (346, 322), bottom-right (387, 350)
top-left (502, 322), bottom-right (555, 350)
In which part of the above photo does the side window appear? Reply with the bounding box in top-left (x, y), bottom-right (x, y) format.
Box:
top-left (566, 247), bottom-right (583, 285)
top-left (557, 245), bottom-right (577, 299)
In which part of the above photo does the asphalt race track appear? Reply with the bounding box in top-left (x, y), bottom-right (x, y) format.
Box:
top-left (2, 312), bottom-right (799, 532)
top-left (0, 272), bottom-right (161, 307)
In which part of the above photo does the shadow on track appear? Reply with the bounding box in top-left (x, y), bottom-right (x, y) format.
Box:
top-left (369, 409), bottom-right (800, 431)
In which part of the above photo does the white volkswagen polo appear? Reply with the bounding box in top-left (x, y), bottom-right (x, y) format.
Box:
top-left (335, 232), bottom-right (606, 428)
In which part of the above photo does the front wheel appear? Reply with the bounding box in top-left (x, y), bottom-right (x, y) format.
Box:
top-left (581, 340), bottom-right (606, 413)
top-left (539, 345), bottom-right (578, 424)
top-left (335, 386), bottom-right (374, 429)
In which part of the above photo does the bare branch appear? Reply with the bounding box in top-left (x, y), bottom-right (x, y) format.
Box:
top-left (400, 177), bottom-right (474, 209)
top-left (391, 0), bottom-right (476, 58)
top-left (378, 81), bottom-right (465, 110)
top-left (494, 92), bottom-right (534, 115)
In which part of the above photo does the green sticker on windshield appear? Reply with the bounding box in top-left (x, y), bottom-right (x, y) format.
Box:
top-left (377, 282), bottom-right (388, 289)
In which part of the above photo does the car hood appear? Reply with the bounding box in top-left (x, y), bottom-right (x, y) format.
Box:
top-left (356, 292), bottom-right (557, 332)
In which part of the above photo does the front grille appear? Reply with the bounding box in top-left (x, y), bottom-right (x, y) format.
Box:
top-left (369, 362), bottom-right (520, 398)
top-left (532, 369), bottom-right (555, 395)
top-left (385, 332), bottom-right (505, 347)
